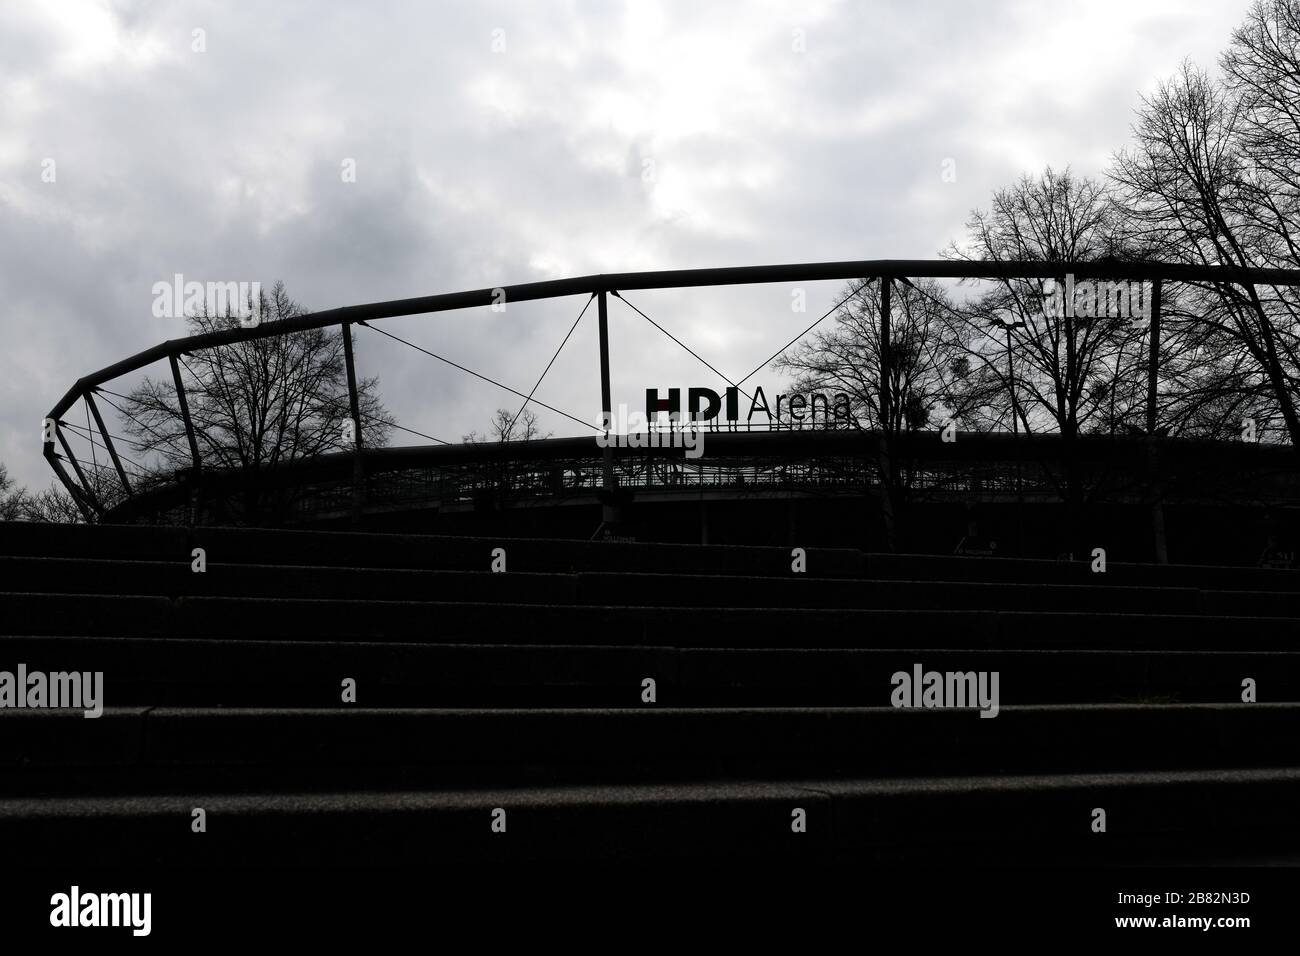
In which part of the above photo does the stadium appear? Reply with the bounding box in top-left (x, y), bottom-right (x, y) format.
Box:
top-left (2, 259), bottom-right (1297, 879)
top-left (40, 260), bottom-right (1300, 559)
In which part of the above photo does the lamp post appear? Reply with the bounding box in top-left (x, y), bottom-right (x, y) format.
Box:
top-left (991, 315), bottom-right (1027, 554)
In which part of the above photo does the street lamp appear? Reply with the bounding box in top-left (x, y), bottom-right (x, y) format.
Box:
top-left (990, 315), bottom-right (1027, 554)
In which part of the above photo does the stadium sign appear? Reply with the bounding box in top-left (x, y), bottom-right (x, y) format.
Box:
top-left (645, 386), bottom-right (852, 428)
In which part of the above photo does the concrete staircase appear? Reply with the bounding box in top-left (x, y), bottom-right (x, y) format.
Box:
top-left (2, 521), bottom-right (1297, 864)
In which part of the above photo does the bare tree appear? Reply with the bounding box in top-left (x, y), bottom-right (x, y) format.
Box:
top-left (120, 281), bottom-right (395, 522)
top-left (0, 463), bottom-right (22, 520)
top-left (945, 167), bottom-right (1135, 436)
top-left (13, 485), bottom-right (86, 523)
top-left (1111, 53), bottom-right (1300, 448)
top-left (1222, 1), bottom-right (1300, 271)
top-left (944, 167), bottom-right (1142, 551)
top-left (773, 277), bottom-right (979, 549)
top-left (462, 407), bottom-right (551, 444)
top-left (461, 407), bottom-right (554, 501)
top-left (776, 277), bottom-right (978, 435)
top-left (0, 463), bottom-right (86, 523)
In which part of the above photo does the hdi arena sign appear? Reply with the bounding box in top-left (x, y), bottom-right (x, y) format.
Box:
top-left (595, 386), bottom-right (852, 457)
top-left (642, 386), bottom-right (852, 428)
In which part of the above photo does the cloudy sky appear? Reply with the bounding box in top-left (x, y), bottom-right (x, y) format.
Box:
top-left (0, 0), bottom-right (1255, 490)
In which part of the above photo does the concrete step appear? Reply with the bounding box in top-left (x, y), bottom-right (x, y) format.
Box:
top-left (0, 636), bottom-right (671, 707)
top-left (7, 557), bottom-right (1300, 616)
top-left (0, 522), bottom-right (865, 577)
top-left (161, 598), bottom-right (1300, 649)
top-left (1, 766), bottom-right (1298, 864)
top-left (864, 552), bottom-right (1300, 591)
top-left (4, 703), bottom-right (1297, 775)
top-left (0, 593), bottom-right (172, 637)
top-left (5, 592), bottom-right (1297, 649)
top-left (5, 520), bottom-right (1295, 869)
top-left (0, 522), bottom-right (189, 562)
top-left (0, 636), bottom-right (1293, 706)
top-left (5, 521), bottom-right (1294, 587)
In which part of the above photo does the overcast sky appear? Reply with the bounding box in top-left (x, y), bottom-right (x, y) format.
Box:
top-left (0, 0), bottom-right (1255, 489)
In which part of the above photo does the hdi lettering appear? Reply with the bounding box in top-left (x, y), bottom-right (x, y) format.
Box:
top-left (646, 386), bottom-right (852, 427)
